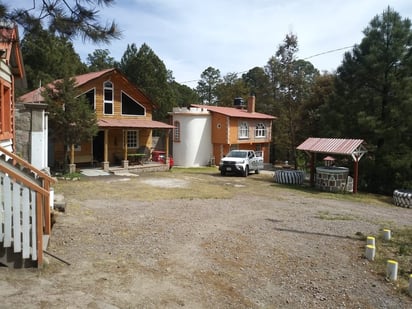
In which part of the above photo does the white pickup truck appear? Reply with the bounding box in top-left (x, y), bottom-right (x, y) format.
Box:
top-left (219, 150), bottom-right (264, 177)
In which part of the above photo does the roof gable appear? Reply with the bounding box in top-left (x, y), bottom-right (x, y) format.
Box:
top-left (0, 22), bottom-right (24, 79)
top-left (17, 68), bottom-right (152, 106)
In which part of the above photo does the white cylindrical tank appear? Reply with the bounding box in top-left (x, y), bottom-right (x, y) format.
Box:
top-left (172, 107), bottom-right (212, 167)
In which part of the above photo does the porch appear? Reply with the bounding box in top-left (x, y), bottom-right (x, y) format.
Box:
top-left (77, 161), bottom-right (171, 176)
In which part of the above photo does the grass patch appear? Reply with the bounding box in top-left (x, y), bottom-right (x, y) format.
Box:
top-left (272, 182), bottom-right (393, 206)
top-left (370, 227), bottom-right (412, 295)
top-left (316, 210), bottom-right (356, 221)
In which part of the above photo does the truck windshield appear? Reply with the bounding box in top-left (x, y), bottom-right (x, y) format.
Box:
top-left (227, 151), bottom-right (247, 158)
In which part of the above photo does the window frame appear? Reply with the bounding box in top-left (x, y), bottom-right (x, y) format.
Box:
top-left (238, 121), bottom-right (249, 139)
top-left (255, 122), bottom-right (266, 138)
top-left (173, 120), bottom-right (180, 142)
top-left (120, 90), bottom-right (146, 116)
top-left (125, 130), bottom-right (139, 149)
top-left (103, 81), bottom-right (114, 115)
top-left (0, 81), bottom-right (12, 139)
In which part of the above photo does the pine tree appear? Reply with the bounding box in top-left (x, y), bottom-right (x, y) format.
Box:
top-left (322, 7), bottom-right (412, 193)
top-left (43, 77), bottom-right (98, 167)
top-left (119, 43), bottom-right (174, 121)
top-left (2, 0), bottom-right (120, 43)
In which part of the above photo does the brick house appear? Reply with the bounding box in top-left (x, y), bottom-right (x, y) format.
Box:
top-left (171, 96), bottom-right (276, 166)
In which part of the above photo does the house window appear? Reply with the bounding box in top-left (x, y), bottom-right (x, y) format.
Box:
top-left (255, 123), bottom-right (266, 138)
top-left (0, 82), bottom-right (11, 137)
top-left (126, 130), bottom-right (139, 148)
top-left (83, 88), bottom-right (95, 110)
top-left (173, 121), bottom-right (180, 142)
top-left (103, 81), bottom-right (113, 115)
top-left (239, 121), bottom-right (249, 139)
top-left (121, 91), bottom-right (145, 115)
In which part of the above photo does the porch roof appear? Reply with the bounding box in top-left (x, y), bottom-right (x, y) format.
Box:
top-left (98, 118), bottom-right (174, 129)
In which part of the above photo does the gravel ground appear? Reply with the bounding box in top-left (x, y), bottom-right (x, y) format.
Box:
top-left (1, 170), bottom-right (411, 308)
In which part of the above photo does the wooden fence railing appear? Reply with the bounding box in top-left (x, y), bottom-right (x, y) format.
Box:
top-left (0, 146), bottom-right (55, 267)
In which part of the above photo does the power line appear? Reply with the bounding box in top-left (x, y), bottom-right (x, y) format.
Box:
top-left (179, 45), bottom-right (355, 85)
top-left (302, 45), bottom-right (355, 60)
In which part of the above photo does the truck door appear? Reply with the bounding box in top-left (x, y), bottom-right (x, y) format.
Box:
top-left (248, 151), bottom-right (256, 169)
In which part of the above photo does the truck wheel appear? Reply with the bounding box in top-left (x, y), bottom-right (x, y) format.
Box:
top-left (243, 166), bottom-right (249, 177)
top-left (220, 170), bottom-right (226, 176)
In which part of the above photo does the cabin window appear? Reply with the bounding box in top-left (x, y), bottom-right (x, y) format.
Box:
top-left (103, 81), bottom-right (113, 115)
top-left (121, 91), bottom-right (145, 115)
top-left (239, 121), bottom-right (249, 139)
top-left (126, 130), bottom-right (139, 148)
top-left (255, 123), bottom-right (266, 138)
top-left (173, 121), bottom-right (180, 142)
top-left (83, 88), bottom-right (95, 110)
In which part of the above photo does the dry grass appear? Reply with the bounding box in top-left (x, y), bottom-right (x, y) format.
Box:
top-left (371, 227), bottom-right (412, 295)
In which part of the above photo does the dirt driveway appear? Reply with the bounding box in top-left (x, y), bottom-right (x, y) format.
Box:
top-left (1, 169), bottom-right (411, 308)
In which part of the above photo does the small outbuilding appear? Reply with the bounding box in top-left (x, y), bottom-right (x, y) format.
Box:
top-left (297, 138), bottom-right (367, 193)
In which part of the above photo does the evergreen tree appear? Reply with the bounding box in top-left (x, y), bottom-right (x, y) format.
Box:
top-left (21, 28), bottom-right (87, 90)
top-left (196, 67), bottom-right (222, 105)
top-left (87, 49), bottom-right (118, 71)
top-left (304, 73), bottom-right (335, 138)
top-left (321, 7), bottom-right (412, 194)
top-left (216, 73), bottom-right (249, 107)
top-left (1, 0), bottom-right (120, 43)
top-left (242, 67), bottom-right (274, 114)
top-left (119, 43), bottom-right (174, 121)
top-left (43, 77), bottom-right (98, 167)
top-left (170, 81), bottom-right (199, 108)
top-left (265, 33), bottom-right (319, 166)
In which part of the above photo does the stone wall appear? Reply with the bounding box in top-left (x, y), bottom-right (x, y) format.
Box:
top-left (14, 102), bottom-right (31, 161)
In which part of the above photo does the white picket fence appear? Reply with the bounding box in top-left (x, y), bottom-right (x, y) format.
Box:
top-left (0, 146), bottom-right (55, 267)
top-left (0, 172), bottom-right (38, 261)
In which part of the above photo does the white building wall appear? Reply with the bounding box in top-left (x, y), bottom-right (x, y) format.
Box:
top-left (172, 107), bottom-right (212, 167)
top-left (30, 109), bottom-right (48, 170)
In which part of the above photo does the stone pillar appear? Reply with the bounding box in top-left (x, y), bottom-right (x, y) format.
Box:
top-left (102, 161), bottom-right (110, 172)
top-left (122, 160), bottom-right (129, 169)
top-left (68, 163), bottom-right (76, 174)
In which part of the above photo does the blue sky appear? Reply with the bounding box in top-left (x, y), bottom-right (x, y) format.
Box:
top-left (12, 1), bottom-right (412, 86)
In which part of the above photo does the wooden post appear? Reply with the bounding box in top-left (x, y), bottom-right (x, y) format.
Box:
top-left (70, 144), bottom-right (75, 164)
top-left (123, 130), bottom-right (128, 160)
top-left (165, 129), bottom-right (170, 157)
top-left (104, 129), bottom-right (109, 162)
top-left (310, 152), bottom-right (315, 187)
top-left (353, 160), bottom-right (359, 193)
top-left (43, 180), bottom-right (51, 235)
top-left (36, 192), bottom-right (43, 267)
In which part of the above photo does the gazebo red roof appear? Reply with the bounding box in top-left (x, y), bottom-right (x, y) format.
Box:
top-left (297, 138), bottom-right (365, 156)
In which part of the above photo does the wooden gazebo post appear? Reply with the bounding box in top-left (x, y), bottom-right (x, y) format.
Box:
top-left (102, 129), bottom-right (109, 171)
top-left (309, 152), bottom-right (316, 187)
top-left (351, 149), bottom-right (366, 194)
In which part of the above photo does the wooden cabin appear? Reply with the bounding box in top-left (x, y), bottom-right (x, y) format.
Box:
top-left (19, 68), bottom-right (174, 171)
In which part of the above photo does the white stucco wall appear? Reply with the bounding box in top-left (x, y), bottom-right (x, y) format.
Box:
top-left (172, 107), bottom-right (212, 167)
top-left (30, 110), bottom-right (48, 170)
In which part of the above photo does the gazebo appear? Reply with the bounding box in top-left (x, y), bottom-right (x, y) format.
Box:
top-left (297, 138), bottom-right (367, 193)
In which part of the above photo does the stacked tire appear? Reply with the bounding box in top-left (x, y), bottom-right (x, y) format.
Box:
top-left (274, 170), bottom-right (304, 185)
top-left (393, 189), bottom-right (412, 208)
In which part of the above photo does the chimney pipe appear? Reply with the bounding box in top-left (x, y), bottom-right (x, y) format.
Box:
top-left (247, 95), bottom-right (255, 113)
